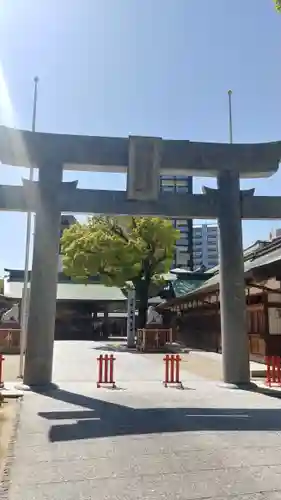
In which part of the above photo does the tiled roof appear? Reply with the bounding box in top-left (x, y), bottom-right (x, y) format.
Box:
top-left (4, 279), bottom-right (126, 302)
top-left (156, 238), bottom-right (281, 309)
top-left (179, 238), bottom-right (281, 298)
top-left (172, 278), bottom-right (207, 297)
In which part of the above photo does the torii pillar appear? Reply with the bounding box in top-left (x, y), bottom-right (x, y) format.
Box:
top-left (217, 171), bottom-right (250, 386)
top-left (23, 163), bottom-right (63, 388)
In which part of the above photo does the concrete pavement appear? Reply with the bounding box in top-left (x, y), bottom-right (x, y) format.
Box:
top-left (1, 355), bottom-right (20, 383)
top-left (178, 350), bottom-right (267, 381)
top-left (3, 341), bottom-right (281, 499)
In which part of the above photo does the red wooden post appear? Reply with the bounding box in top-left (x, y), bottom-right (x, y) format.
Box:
top-left (265, 356), bottom-right (271, 386)
top-left (175, 354), bottom-right (181, 383)
top-left (164, 354), bottom-right (169, 387)
top-left (97, 354), bottom-right (103, 388)
top-left (104, 354), bottom-right (108, 383)
top-left (109, 354), bottom-right (114, 384)
top-left (276, 356), bottom-right (281, 385)
top-left (170, 355), bottom-right (174, 382)
top-left (0, 354), bottom-right (5, 388)
top-left (272, 356), bottom-right (276, 384)
top-left (272, 356), bottom-right (277, 383)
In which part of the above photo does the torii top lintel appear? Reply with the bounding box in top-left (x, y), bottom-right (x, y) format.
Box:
top-left (0, 125), bottom-right (280, 178)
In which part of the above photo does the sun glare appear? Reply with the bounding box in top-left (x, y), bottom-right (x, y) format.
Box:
top-left (0, 65), bottom-right (33, 169)
top-left (0, 65), bottom-right (16, 128)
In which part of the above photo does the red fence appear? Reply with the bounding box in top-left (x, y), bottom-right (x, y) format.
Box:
top-left (163, 354), bottom-right (183, 388)
top-left (265, 355), bottom-right (281, 387)
top-left (96, 352), bottom-right (186, 390)
top-left (97, 354), bottom-right (116, 388)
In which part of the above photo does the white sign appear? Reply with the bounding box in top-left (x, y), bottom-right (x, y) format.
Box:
top-left (126, 288), bottom-right (136, 348)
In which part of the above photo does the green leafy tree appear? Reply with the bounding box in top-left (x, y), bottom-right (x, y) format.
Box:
top-left (275, 0), bottom-right (281, 11)
top-left (60, 216), bottom-right (179, 327)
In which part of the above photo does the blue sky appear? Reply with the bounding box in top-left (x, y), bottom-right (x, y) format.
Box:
top-left (0, 0), bottom-right (280, 273)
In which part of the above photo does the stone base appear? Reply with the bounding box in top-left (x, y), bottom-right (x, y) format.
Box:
top-left (126, 342), bottom-right (136, 349)
top-left (0, 387), bottom-right (24, 398)
top-left (218, 381), bottom-right (257, 391)
top-left (14, 382), bottom-right (59, 393)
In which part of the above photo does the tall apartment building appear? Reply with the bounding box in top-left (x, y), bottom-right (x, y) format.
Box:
top-left (193, 224), bottom-right (219, 270)
top-left (160, 176), bottom-right (193, 269)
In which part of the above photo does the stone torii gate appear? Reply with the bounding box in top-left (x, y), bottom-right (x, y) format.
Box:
top-left (1, 127), bottom-right (281, 388)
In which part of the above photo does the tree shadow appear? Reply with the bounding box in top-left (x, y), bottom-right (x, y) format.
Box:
top-left (92, 343), bottom-right (137, 353)
top-left (37, 387), bottom-right (281, 443)
top-left (92, 342), bottom-right (184, 354)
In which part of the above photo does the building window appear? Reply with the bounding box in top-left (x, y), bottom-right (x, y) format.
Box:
top-left (178, 228), bottom-right (189, 236)
top-left (162, 187), bottom-right (175, 194)
top-left (161, 178), bottom-right (174, 185)
top-left (177, 245), bottom-right (189, 252)
top-left (176, 186), bottom-right (189, 193)
top-left (161, 175), bottom-right (175, 181)
top-left (177, 238), bottom-right (189, 246)
top-left (176, 220), bottom-right (188, 227)
top-left (179, 231), bottom-right (188, 239)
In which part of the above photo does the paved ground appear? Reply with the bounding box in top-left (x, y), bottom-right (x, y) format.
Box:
top-left (0, 401), bottom-right (17, 479)
top-left (89, 339), bottom-right (266, 382)
top-left (1, 344), bottom-right (266, 384)
top-left (179, 350), bottom-right (266, 381)
top-left (2, 355), bottom-right (20, 383)
top-left (4, 341), bottom-right (281, 499)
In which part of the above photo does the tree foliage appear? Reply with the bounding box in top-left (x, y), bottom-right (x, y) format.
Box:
top-left (275, 0), bottom-right (281, 11)
top-left (60, 216), bottom-right (179, 326)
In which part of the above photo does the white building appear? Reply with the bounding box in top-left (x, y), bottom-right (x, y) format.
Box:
top-left (269, 228), bottom-right (281, 241)
top-left (193, 224), bottom-right (219, 270)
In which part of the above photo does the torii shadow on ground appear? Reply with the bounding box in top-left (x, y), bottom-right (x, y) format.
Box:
top-left (36, 387), bottom-right (281, 443)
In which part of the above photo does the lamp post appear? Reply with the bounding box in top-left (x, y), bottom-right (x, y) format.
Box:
top-left (19, 76), bottom-right (39, 378)
top-left (228, 89), bottom-right (233, 144)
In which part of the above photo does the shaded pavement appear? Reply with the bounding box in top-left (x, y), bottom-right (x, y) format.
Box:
top-left (4, 341), bottom-right (281, 499)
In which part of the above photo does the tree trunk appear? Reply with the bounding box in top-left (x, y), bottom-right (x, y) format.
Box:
top-left (134, 278), bottom-right (149, 329)
top-left (138, 303), bottom-right (147, 329)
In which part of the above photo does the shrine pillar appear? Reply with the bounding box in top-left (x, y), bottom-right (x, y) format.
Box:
top-left (217, 170), bottom-right (250, 385)
top-left (23, 162), bottom-right (63, 387)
